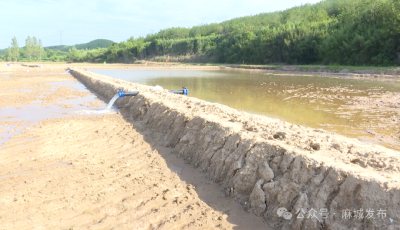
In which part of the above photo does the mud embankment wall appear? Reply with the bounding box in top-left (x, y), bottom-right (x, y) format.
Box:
top-left (71, 69), bottom-right (400, 230)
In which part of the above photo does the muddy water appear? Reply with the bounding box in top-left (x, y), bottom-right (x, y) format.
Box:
top-left (0, 80), bottom-right (117, 147)
top-left (89, 69), bottom-right (400, 149)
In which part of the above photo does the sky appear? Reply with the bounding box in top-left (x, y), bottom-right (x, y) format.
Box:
top-left (0, 0), bottom-right (322, 49)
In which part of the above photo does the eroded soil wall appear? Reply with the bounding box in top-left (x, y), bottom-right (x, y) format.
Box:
top-left (71, 68), bottom-right (400, 230)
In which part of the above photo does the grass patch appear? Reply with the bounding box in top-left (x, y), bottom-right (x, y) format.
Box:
top-left (295, 64), bottom-right (397, 72)
top-left (328, 65), bottom-right (342, 71)
top-left (235, 64), bottom-right (283, 69)
top-left (298, 66), bottom-right (311, 70)
top-left (184, 63), bottom-right (226, 66)
top-left (269, 65), bottom-right (283, 69)
top-left (327, 65), bottom-right (397, 71)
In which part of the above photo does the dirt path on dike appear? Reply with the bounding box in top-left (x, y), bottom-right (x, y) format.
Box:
top-left (0, 69), bottom-right (271, 229)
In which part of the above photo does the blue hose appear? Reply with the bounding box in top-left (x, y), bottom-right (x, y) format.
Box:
top-left (169, 86), bottom-right (188, 95)
top-left (118, 89), bottom-right (139, 97)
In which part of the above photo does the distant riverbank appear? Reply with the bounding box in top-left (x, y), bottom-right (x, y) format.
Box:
top-left (2, 62), bottom-right (400, 79)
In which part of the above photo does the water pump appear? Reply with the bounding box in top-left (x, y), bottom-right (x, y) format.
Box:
top-left (169, 86), bottom-right (188, 95)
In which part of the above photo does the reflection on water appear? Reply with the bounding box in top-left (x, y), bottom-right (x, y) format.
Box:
top-left (89, 69), bottom-right (400, 149)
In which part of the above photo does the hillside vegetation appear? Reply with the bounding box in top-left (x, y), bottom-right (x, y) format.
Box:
top-left (2, 0), bottom-right (399, 66)
top-left (0, 39), bottom-right (114, 62)
top-left (91, 0), bottom-right (398, 66)
top-left (46, 39), bottom-right (115, 52)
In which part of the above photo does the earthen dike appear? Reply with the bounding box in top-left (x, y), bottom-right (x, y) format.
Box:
top-left (71, 68), bottom-right (400, 230)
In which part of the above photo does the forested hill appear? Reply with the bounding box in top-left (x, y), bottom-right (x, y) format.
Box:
top-left (46, 39), bottom-right (115, 52)
top-left (70, 0), bottom-right (399, 66)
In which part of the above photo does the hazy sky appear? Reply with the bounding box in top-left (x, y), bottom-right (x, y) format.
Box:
top-left (1, 0), bottom-right (322, 49)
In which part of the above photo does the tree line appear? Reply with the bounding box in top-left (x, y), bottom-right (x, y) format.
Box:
top-left (4, 36), bottom-right (45, 62)
top-left (0, 39), bottom-right (115, 62)
top-left (69, 0), bottom-right (397, 66)
top-left (3, 0), bottom-right (399, 66)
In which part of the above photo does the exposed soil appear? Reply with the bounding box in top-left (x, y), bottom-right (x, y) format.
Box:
top-left (71, 68), bottom-right (400, 230)
top-left (0, 67), bottom-right (271, 229)
top-left (2, 63), bottom-right (400, 230)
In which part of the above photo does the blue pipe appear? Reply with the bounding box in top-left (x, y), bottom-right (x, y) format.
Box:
top-left (118, 89), bottom-right (139, 97)
top-left (169, 86), bottom-right (188, 95)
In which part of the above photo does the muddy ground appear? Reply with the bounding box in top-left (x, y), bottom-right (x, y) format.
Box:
top-left (71, 67), bottom-right (400, 230)
top-left (1, 63), bottom-right (400, 230)
top-left (0, 68), bottom-right (270, 229)
top-left (277, 84), bottom-right (400, 150)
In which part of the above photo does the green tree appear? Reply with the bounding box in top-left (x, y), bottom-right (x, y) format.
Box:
top-left (38, 39), bottom-right (44, 61)
top-left (25, 36), bottom-right (33, 61)
top-left (67, 46), bottom-right (79, 61)
top-left (32, 37), bottom-right (39, 60)
top-left (9, 36), bottom-right (19, 62)
top-left (4, 47), bottom-right (12, 61)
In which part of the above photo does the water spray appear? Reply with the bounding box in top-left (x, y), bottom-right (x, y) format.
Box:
top-left (169, 86), bottom-right (188, 95)
top-left (106, 89), bottom-right (139, 110)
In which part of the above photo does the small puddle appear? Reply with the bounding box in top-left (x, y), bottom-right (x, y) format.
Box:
top-left (0, 162), bottom-right (70, 179)
top-left (0, 75), bottom-right (11, 78)
top-left (0, 124), bottom-right (28, 146)
top-left (75, 109), bottom-right (117, 115)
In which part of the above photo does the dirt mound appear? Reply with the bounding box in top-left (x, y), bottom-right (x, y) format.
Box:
top-left (71, 68), bottom-right (400, 230)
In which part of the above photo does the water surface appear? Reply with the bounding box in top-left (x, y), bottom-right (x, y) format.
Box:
top-left (89, 69), bottom-right (400, 149)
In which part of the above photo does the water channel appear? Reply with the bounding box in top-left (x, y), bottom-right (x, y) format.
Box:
top-left (89, 69), bottom-right (400, 150)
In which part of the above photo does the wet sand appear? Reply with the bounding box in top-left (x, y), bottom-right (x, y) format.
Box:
top-left (1, 63), bottom-right (400, 229)
top-left (0, 68), bottom-right (271, 229)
